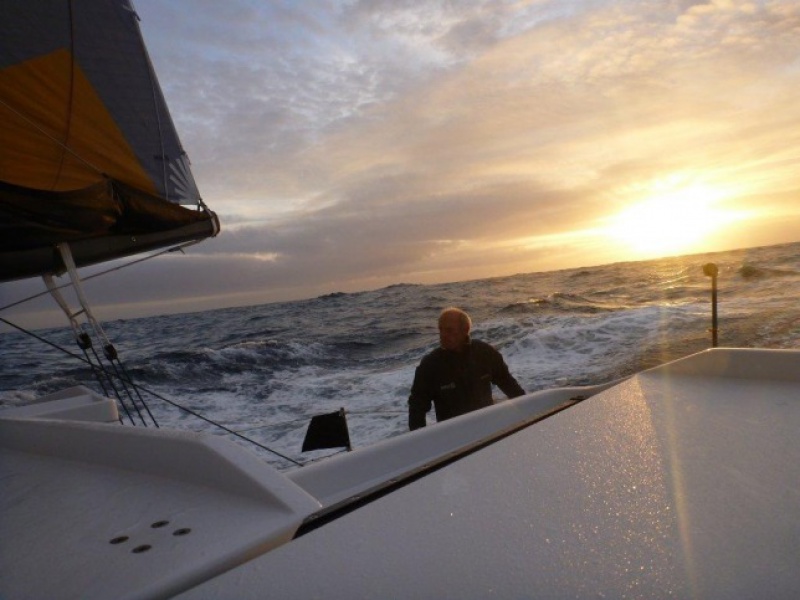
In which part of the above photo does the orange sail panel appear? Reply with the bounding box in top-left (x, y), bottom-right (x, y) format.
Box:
top-left (0, 48), bottom-right (156, 194)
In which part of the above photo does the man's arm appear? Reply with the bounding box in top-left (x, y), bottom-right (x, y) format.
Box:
top-left (408, 364), bottom-right (433, 430)
top-left (490, 348), bottom-right (525, 398)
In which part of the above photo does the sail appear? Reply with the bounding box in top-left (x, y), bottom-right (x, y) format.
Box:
top-left (0, 0), bottom-right (219, 282)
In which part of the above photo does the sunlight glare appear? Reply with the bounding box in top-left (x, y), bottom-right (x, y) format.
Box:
top-left (605, 184), bottom-right (736, 257)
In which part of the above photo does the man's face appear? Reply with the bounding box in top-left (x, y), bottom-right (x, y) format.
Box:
top-left (439, 313), bottom-right (469, 351)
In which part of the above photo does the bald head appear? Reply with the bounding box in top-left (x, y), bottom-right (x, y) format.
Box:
top-left (438, 307), bottom-right (471, 351)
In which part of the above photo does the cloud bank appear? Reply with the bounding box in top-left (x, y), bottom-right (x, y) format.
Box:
top-left (4, 0), bottom-right (800, 328)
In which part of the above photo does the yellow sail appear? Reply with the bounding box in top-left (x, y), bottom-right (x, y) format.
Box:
top-left (0, 1), bottom-right (218, 281)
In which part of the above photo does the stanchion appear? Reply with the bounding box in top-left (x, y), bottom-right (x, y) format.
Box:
top-left (702, 263), bottom-right (719, 347)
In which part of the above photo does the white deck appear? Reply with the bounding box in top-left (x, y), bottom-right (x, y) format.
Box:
top-left (0, 377), bottom-right (582, 599)
top-left (0, 391), bottom-right (321, 600)
top-left (2, 349), bottom-right (799, 599)
top-left (179, 349), bottom-right (800, 599)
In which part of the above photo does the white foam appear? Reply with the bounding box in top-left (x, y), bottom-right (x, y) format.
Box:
top-left (488, 303), bottom-right (707, 389)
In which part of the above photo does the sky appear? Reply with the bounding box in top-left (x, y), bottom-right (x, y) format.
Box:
top-left (3, 0), bottom-right (800, 330)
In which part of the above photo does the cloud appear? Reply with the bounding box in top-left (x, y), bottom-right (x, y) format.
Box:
top-left (138, 0), bottom-right (800, 279)
top-left (5, 0), bottom-right (800, 330)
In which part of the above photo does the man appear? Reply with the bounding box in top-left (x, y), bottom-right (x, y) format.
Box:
top-left (408, 307), bottom-right (525, 430)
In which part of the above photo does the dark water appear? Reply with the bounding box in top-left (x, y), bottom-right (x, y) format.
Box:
top-left (2, 241), bottom-right (799, 468)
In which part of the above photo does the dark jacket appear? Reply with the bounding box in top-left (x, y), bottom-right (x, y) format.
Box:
top-left (408, 339), bottom-right (525, 430)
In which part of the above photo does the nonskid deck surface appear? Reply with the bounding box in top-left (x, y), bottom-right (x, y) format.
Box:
top-left (0, 404), bottom-right (320, 600)
top-left (178, 349), bottom-right (800, 599)
top-left (0, 381), bottom-right (586, 599)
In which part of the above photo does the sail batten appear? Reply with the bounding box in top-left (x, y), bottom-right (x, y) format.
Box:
top-left (0, 0), bottom-right (218, 282)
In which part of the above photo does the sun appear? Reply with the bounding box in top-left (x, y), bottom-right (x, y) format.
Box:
top-left (604, 183), bottom-right (736, 257)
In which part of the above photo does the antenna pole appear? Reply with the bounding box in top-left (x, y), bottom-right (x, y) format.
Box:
top-left (702, 263), bottom-right (719, 347)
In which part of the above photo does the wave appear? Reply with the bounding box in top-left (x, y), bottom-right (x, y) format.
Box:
top-left (497, 302), bottom-right (711, 390)
top-left (382, 282), bottom-right (421, 290)
top-left (500, 298), bottom-right (550, 313)
top-left (500, 292), bottom-right (618, 315)
top-left (569, 269), bottom-right (594, 278)
top-left (738, 264), bottom-right (798, 279)
top-left (317, 291), bottom-right (348, 300)
top-left (130, 340), bottom-right (329, 385)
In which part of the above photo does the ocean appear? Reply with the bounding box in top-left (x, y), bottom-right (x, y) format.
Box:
top-left (2, 241), bottom-right (799, 469)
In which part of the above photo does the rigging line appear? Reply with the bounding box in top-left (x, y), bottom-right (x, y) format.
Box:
top-left (51, 0), bottom-right (78, 190)
top-left (56, 242), bottom-right (151, 427)
top-left (42, 273), bottom-right (136, 426)
top-left (1, 317), bottom-right (85, 359)
top-left (0, 316), bottom-right (138, 427)
top-left (79, 345), bottom-right (123, 424)
top-left (346, 409), bottom-right (406, 415)
top-left (105, 355), bottom-right (148, 426)
top-left (124, 382), bottom-right (302, 465)
top-left (107, 350), bottom-right (158, 427)
top-left (0, 315), bottom-right (303, 466)
top-left (236, 415), bottom-right (317, 433)
top-left (115, 358), bottom-right (159, 427)
top-left (0, 98), bottom-right (103, 176)
top-left (90, 342), bottom-right (138, 426)
top-left (0, 239), bottom-right (205, 314)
